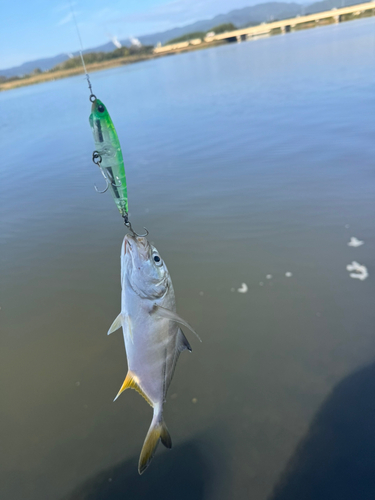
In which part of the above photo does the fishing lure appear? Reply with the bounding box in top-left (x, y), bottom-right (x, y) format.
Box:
top-left (68, 2), bottom-right (130, 223)
top-left (89, 97), bottom-right (129, 219)
top-left (68, 4), bottom-right (136, 228)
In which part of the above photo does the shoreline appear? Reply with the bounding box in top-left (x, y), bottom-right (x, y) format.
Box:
top-left (0, 41), bottom-right (223, 93)
top-left (0, 53), bottom-right (159, 92)
top-left (1, 10), bottom-right (373, 93)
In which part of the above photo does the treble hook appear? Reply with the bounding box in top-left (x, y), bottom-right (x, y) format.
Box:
top-left (123, 215), bottom-right (149, 238)
top-left (94, 177), bottom-right (110, 193)
top-left (92, 151), bottom-right (121, 192)
top-left (94, 175), bottom-right (122, 193)
top-left (109, 175), bottom-right (122, 189)
top-left (94, 168), bottom-right (110, 193)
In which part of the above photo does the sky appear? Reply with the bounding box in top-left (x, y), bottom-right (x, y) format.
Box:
top-left (1, 0), bottom-right (269, 70)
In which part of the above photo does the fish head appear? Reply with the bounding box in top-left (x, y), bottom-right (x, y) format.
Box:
top-left (122, 234), bottom-right (171, 300)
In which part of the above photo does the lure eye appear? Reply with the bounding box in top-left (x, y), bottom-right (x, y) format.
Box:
top-left (153, 255), bottom-right (162, 266)
top-left (98, 104), bottom-right (105, 113)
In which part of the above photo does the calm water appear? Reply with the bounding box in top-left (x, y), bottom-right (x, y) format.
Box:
top-left (1, 17), bottom-right (375, 500)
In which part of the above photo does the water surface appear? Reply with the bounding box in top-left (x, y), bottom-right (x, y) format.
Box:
top-left (1, 17), bottom-right (375, 500)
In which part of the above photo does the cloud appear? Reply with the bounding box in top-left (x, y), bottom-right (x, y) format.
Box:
top-left (114, 0), bottom-right (259, 31)
top-left (57, 8), bottom-right (82, 27)
top-left (58, 12), bottom-right (74, 25)
top-left (54, 2), bottom-right (76, 13)
top-left (123, 0), bottom-right (212, 24)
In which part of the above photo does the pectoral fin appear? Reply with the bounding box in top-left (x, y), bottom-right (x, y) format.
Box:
top-left (124, 315), bottom-right (134, 344)
top-left (151, 305), bottom-right (202, 342)
top-left (107, 313), bottom-right (122, 335)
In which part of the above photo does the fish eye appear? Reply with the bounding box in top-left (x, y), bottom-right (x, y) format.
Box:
top-left (153, 255), bottom-right (162, 266)
top-left (98, 104), bottom-right (105, 113)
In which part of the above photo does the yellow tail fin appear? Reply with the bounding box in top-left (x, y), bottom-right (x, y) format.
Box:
top-left (138, 417), bottom-right (172, 475)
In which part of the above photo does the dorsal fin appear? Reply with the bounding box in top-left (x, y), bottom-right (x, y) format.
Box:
top-left (114, 371), bottom-right (153, 407)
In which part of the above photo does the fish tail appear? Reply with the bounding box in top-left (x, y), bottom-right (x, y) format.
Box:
top-left (138, 408), bottom-right (172, 475)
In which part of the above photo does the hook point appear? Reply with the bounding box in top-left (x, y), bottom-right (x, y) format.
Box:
top-left (94, 178), bottom-right (109, 193)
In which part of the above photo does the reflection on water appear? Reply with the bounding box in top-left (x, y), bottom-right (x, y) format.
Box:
top-left (62, 434), bottom-right (225, 500)
top-left (270, 362), bottom-right (375, 500)
top-left (1, 16), bottom-right (375, 500)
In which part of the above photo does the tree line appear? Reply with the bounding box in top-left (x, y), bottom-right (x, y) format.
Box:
top-left (166, 23), bottom-right (237, 44)
top-left (0, 45), bottom-right (153, 83)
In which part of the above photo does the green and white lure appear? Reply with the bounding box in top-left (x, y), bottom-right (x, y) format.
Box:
top-left (89, 97), bottom-right (129, 218)
top-left (69, 2), bottom-right (138, 230)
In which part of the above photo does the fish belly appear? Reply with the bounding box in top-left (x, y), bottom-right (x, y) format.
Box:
top-left (124, 318), bottom-right (173, 405)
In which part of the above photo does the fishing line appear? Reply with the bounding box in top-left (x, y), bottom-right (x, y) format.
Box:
top-left (69, 0), bottom-right (95, 100)
top-left (68, 1), bottom-right (146, 236)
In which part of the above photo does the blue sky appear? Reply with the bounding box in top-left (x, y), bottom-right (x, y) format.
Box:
top-left (1, 0), bottom-right (267, 69)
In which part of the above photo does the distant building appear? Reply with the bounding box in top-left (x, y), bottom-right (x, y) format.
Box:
top-left (111, 37), bottom-right (122, 49)
top-left (130, 37), bottom-right (142, 47)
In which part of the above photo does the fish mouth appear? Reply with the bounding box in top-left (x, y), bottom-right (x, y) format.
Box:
top-left (124, 233), bottom-right (134, 254)
top-left (124, 233), bottom-right (149, 259)
top-left (123, 234), bottom-right (150, 268)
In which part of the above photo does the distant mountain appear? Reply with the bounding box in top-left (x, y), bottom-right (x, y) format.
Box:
top-left (0, 0), bottom-right (366, 78)
top-left (305, 0), bottom-right (364, 13)
top-left (100, 2), bottom-right (304, 48)
top-left (0, 53), bottom-right (71, 78)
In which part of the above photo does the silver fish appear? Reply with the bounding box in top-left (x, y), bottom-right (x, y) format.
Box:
top-left (108, 233), bottom-right (199, 474)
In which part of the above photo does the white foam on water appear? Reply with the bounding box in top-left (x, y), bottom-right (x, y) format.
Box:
top-left (348, 237), bottom-right (364, 247)
top-left (346, 261), bottom-right (369, 281)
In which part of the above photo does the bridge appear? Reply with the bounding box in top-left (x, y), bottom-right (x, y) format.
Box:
top-left (154, 1), bottom-right (375, 54)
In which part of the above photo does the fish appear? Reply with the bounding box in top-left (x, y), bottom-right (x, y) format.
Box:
top-left (108, 233), bottom-right (200, 474)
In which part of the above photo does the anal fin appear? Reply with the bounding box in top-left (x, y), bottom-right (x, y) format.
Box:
top-left (114, 371), bottom-right (153, 407)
